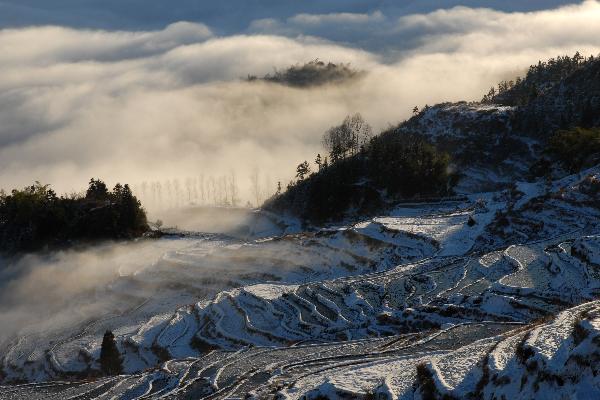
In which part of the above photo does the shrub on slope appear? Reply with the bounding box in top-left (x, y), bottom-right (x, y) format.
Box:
top-left (546, 127), bottom-right (600, 173)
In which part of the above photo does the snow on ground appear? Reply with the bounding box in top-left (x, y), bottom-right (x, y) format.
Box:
top-left (0, 166), bottom-right (599, 399)
top-left (283, 353), bottom-right (439, 399)
top-left (573, 235), bottom-right (600, 266)
top-left (432, 337), bottom-right (496, 396)
top-left (375, 193), bottom-right (503, 256)
top-left (409, 102), bottom-right (514, 140)
top-left (244, 283), bottom-right (300, 300)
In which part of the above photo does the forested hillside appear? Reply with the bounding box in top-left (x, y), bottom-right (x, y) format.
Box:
top-left (264, 114), bottom-right (455, 222)
top-left (267, 53), bottom-right (600, 223)
top-left (0, 179), bottom-right (148, 253)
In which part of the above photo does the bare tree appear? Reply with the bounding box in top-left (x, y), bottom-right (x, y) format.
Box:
top-left (199, 174), bottom-right (205, 204)
top-left (322, 121), bottom-right (352, 162)
top-left (209, 176), bottom-right (217, 205)
top-left (322, 113), bottom-right (372, 162)
top-left (185, 178), bottom-right (193, 203)
top-left (155, 181), bottom-right (162, 209)
top-left (173, 179), bottom-right (181, 208)
top-left (165, 180), bottom-right (172, 208)
top-left (229, 171), bottom-right (239, 207)
top-left (192, 177), bottom-right (199, 203)
top-left (250, 168), bottom-right (261, 207)
top-left (140, 181), bottom-right (148, 203)
top-left (347, 113), bottom-right (372, 155)
top-left (263, 173), bottom-right (273, 201)
top-left (219, 175), bottom-right (228, 205)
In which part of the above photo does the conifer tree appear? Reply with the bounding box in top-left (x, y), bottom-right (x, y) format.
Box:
top-left (296, 161), bottom-right (311, 180)
top-left (99, 330), bottom-right (123, 376)
top-left (86, 178), bottom-right (109, 201)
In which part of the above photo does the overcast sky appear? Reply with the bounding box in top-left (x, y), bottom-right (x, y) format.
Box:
top-left (0, 1), bottom-right (598, 205)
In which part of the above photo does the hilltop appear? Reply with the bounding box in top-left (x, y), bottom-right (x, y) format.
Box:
top-left (266, 53), bottom-right (600, 223)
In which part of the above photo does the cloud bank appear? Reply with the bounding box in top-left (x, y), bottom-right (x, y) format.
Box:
top-left (1, 1), bottom-right (600, 210)
top-left (0, 1), bottom-right (579, 31)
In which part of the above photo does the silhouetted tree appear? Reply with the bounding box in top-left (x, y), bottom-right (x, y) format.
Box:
top-left (0, 179), bottom-right (148, 253)
top-left (99, 330), bottom-right (123, 376)
top-left (347, 113), bottom-right (372, 154)
top-left (250, 168), bottom-right (261, 207)
top-left (315, 154), bottom-right (322, 171)
top-left (86, 178), bottom-right (109, 201)
top-left (322, 113), bottom-right (372, 162)
top-left (228, 171), bottom-right (239, 207)
top-left (296, 161), bottom-right (311, 180)
top-left (265, 128), bottom-right (454, 223)
top-left (481, 52), bottom-right (599, 106)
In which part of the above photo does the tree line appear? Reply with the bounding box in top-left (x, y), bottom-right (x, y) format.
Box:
top-left (131, 171), bottom-right (276, 211)
top-left (264, 113), bottom-right (455, 222)
top-left (0, 179), bottom-right (148, 253)
top-left (482, 52), bottom-right (596, 106)
top-left (133, 174), bottom-right (241, 210)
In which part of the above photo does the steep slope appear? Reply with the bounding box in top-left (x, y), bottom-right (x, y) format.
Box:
top-left (399, 102), bottom-right (530, 192)
top-left (500, 55), bottom-right (600, 135)
top-left (379, 55), bottom-right (600, 194)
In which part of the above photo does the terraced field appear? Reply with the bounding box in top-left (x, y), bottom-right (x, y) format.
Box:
top-left (1, 168), bottom-right (599, 399)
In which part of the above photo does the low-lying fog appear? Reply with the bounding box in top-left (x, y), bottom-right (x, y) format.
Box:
top-left (2, 2), bottom-right (600, 206)
top-left (0, 239), bottom-right (182, 340)
top-left (3, 0), bottom-right (600, 352)
top-left (0, 208), bottom-right (286, 344)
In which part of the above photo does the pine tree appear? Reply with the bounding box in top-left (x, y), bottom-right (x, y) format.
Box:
top-left (86, 178), bottom-right (109, 201)
top-left (296, 161), bottom-right (311, 180)
top-left (315, 154), bottom-right (322, 171)
top-left (482, 87), bottom-right (496, 103)
top-left (99, 330), bottom-right (123, 376)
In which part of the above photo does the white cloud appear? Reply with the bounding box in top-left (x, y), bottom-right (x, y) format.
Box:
top-left (1, 2), bottom-right (600, 209)
top-left (0, 22), bottom-right (212, 66)
top-left (289, 11), bottom-right (385, 26)
top-left (395, 0), bottom-right (600, 54)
